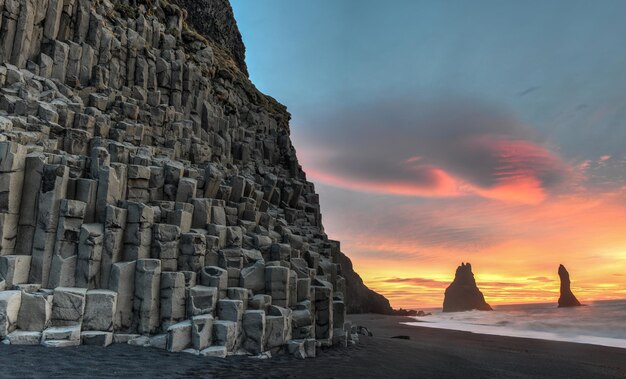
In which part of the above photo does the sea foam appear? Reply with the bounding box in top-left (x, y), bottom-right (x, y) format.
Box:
top-left (404, 299), bottom-right (626, 349)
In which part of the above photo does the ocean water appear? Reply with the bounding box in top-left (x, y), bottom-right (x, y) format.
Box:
top-left (404, 299), bottom-right (626, 349)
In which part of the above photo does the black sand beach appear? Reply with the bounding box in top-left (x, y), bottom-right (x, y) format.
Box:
top-left (1, 314), bottom-right (625, 378)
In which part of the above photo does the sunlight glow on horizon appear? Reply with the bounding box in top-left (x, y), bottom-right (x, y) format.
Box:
top-left (300, 145), bottom-right (626, 309)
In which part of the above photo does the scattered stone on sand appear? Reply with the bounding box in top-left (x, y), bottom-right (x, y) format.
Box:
top-left (390, 308), bottom-right (432, 317)
top-left (352, 325), bottom-right (373, 337)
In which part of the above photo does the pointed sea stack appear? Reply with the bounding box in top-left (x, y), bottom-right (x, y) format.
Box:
top-left (443, 263), bottom-right (493, 312)
top-left (558, 264), bottom-right (582, 307)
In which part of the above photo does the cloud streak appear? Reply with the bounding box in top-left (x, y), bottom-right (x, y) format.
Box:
top-left (316, 179), bottom-right (626, 307)
top-left (296, 98), bottom-right (570, 204)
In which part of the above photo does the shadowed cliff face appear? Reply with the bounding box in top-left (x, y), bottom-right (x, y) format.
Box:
top-left (335, 252), bottom-right (393, 314)
top-left (558, 264), bottom-right (582, 307)
top-left (443, 263), bottom-right (493, 312)
top-left (173, 0), bottom-right (248, 76)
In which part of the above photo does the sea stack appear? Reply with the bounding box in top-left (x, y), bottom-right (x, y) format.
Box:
top-left (443, 263), bottom-right (493, 312)
top-left (557, 264), bottom-right (582, 307)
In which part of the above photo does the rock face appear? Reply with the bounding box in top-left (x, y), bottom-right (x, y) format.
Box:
top-left (173, 0), bottom-right (248, 76)
top-left (557, 264), bottom-right (582, 308)
top-left (442, 263), bottom-right (492, 312)
top-left (0, 0), bottom-right (375, 357)
top-left (335, 251), bottom-right (392, 314)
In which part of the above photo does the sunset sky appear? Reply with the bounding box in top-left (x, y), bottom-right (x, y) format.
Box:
top-left (231, 0), bottom-right (626, 308)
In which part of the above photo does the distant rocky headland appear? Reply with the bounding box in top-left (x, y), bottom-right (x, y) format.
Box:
top-left (443, 263), bottom-right (492, 312)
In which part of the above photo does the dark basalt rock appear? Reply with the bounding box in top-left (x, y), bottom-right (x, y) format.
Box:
top-left (174, 0), bottom-right (249, 76)
top-left (391, 308), bottom-right (418, 316)
top-left (558, 264), bottom-right (582, 308)
top-left (335, 251), bottom-right (394, 314)
top-left (442, 262), bottom-right (493, 312)
top-left (352, 326), bottom-right (373, 337)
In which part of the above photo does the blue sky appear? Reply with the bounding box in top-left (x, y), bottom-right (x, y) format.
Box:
top-left (230, 0), bottom-right (626, 307)
top-left (232, 0), bottom-right (626, 131)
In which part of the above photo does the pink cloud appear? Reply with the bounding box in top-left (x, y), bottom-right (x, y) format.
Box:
top-left (305, 134), bottom-right (569, 205)
top-left (292, 99), bottom-right (576, 205)
top-left (305, 165), bottom-right (464, 198)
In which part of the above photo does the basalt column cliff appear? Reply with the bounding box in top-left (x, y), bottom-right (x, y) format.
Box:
top-left (0, 0), bottom-right (387, 356)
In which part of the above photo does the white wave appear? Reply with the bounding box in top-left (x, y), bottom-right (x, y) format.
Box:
top-left (403, 299), bottom-right (626, 349)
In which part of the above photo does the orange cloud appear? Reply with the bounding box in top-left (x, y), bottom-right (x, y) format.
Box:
top-left (302, 134), bottom-right (568, 205)
top-left (305, 166), bottom-right (463, 197)
top-left (320, 188), bottom-right (626, 309)
top-left (307, 163), bottom-right (552, 205)
top-left (468, 135), bottom-right (568, 204)
top-left (291, 102), bottom-right (626, 310)
top-left (473, 176), bottom-right (546, 204)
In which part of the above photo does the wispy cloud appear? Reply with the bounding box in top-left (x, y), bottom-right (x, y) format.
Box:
top-left (296, 98), bottom-right (571, 204)
top-left (527, 276), bottom-right (554, 283)
top-left (381, 277), bottom-right (448, 286)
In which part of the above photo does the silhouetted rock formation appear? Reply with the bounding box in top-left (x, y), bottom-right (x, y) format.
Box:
top-left (391, 308), bottom-right (417, 316)
top-left (443, 263), bottom-right (493, 312)
top-left (335, 252), bottom-right (394, 314)
top-left (558, 264), bottom-right (582, 308)
top-left (390, 308), bottom-right (432, 317)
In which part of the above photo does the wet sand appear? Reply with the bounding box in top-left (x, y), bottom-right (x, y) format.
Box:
top-left (1, 314), bottom-right (625, 378)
